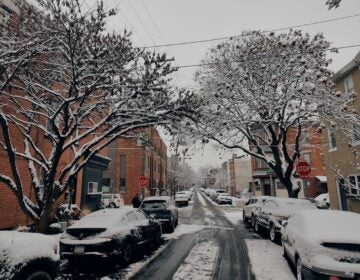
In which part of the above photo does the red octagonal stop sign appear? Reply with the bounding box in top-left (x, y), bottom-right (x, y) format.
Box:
top-left (139, 176), bottom-right (149, 188)
top-left (296, 161), bottom-right (311, 178)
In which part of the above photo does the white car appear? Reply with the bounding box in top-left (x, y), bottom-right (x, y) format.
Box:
top-left (175, 192), bottom-right (190, 206)
top-left (314, 193), bottom-right (330, 209)
top-left (282, 210), bottom-right (360, 280)
top-left (183, 190), bottom-right (193, 200)
top-left (101, 193), bottom-right (124, 208)
top-left (216, 193), bottom-right (232, 205)
top-left (243, 196), bottom-right (268, 225)
top-left (210, 189), bottom-right (226, 201)
top-left (255, 197), bottom-right (318, 242)
top-left (0, 231), bottom-right (59, 280)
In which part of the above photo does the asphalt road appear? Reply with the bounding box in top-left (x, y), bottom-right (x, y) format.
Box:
top-left (132, 191), bottom-right (258, 280)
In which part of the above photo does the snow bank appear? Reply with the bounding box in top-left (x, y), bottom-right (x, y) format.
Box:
top-left (172, 241), bottom-right (219, 280)
top-left (163, 224), bottom-right (207, 240)
top-left (197, 192), bottom-right (207, 207)
top-left (223, 210), bottom-right (243, 225)
top-left (245, 239), bottom-right (295, 280)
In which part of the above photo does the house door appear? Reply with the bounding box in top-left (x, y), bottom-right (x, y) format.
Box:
top-left (263, 184), bottom-right (271, 195)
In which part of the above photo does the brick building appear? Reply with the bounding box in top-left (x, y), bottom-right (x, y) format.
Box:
top-left (102, 127), bottom-right (168, 205)
top-left (250, 127), bottom-right (326, 198)
top-left (323, 51), bottom-right (360, 213)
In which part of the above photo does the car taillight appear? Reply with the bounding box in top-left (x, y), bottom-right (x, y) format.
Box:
top-left (329, 276), bottom-right (340, 280)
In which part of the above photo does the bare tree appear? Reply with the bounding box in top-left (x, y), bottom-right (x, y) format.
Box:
top-left (192, 30), bottom-right (356, 198)
top-left (0, 0), bottom-right (194, 232)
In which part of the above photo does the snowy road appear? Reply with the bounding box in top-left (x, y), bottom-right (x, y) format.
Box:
top-left (132, 191), bottom-right (256, 280)
top-left (58, 191), bottom-right (296, 280)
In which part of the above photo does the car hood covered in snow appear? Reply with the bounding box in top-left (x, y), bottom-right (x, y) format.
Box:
top-left (0, 231), bottom-right (59, 279)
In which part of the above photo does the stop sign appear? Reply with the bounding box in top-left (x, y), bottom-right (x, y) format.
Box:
top-left (139, 176), bottom-right (149, 188)
top-left (296, 161), bottom-right (311, 178)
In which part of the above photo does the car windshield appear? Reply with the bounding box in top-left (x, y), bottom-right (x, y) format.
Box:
top-left (141, 201), bottom-right (167, 210)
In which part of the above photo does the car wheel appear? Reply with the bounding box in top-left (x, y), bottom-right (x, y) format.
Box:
top-left (254, 217), bottom-right (260, 232)
top-left (269, 224), bottom-right (277, 242)
top-left (121, 241), bottom-right (133, 264)
top-left (296, 257), bottom-right (304, 280)
top-left (25, 271), bottom-right (52, 280)
top-left (109, 202), bottom-right (116, 208)
top-left (168, 221), bottom-right (175, 233)
top-left (251, 215), bottom-right (255, 228)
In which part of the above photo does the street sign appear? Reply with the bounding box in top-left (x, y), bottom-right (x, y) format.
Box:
top-left (139, 176), bottom-right (149, 188)
top-left (296, 161), bottom-right (311, 179)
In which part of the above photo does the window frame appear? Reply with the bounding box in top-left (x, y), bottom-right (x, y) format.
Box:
top-left (87, 181), bottom-right (101, 195)
top-left (348, 175), bottom-right (360, 196)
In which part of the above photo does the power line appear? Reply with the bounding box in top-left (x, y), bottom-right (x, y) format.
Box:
top-left (142, 13), bottom-right (360, 48)
top-left (126, 0), bottom-right (157, 46)
top-left (174, 44), bottom-right (360, 69)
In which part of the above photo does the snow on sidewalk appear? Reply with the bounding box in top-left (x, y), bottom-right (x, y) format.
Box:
top-left (172, 241), bottom-right (219, 280)
top-left (163, 224), bottom-right (207, 240)
top-left (245, 239), bottom-right (295, 280)
top-left (197, 191), bottom-right (207, 207)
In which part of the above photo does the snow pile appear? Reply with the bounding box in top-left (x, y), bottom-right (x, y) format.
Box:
top-left (223, 210), bottom-right (243, 225)
top-left (197, 192), bottom-right (207, 207)
top-left (163, 224), bottom-right (207, 240)
top-left (245, 239), bottom-right (295, 280)
top-left (0, 231), bottom-right (59, 279)
top-left (172, 241), bottom-right (219, 280)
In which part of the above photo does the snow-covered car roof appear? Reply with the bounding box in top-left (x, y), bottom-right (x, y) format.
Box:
top-left (143, 196), bottom-right (171, 202)
top-left (68, 207), bottom-right (134, 229)
top-left (0, 231), bottom-right (59, 279)
top-left (293, 210), bottom-right (360, 243)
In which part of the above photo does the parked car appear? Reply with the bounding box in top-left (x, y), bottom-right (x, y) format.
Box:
top-left (60, 207), bottom-right (161, 268)
top-left (183, 190), bottom-right (193, 200)
top-left (243, 196), bottom-right (268, 225)
top-left (0, 231), bottom-right (59, 280)
top-left (210, 189), bottom-right (226, 201)
top-left (101, 193), bottom-right (124, 208)
top-left (314, 193), bottom-right (330, 209)
top-left (205, 188), bottom-right (215, 196)
top-left (175, 191), bottom-right (190, 206)
top-left (216, 193), bottom-right (232, 205)
top-left (282, 210), bottom-right (360, 280)
top-left (255, 197), bottom-right (317, 242)
top-left (140, 196), bottom-right (178, 233)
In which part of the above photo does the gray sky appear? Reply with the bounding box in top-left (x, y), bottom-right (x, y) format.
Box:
top-left (99, 0), bottom-right (360, 170)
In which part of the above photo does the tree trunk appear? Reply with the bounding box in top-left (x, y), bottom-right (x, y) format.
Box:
top-left (36, 205), bottom-right (52, 233)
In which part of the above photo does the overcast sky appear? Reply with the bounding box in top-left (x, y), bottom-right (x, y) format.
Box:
top-left (95, 0), bottom-right (360, 170)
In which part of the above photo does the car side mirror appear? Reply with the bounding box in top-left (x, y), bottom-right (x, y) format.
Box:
top-left (281, 220), bottom-right (288, 227)
top-left (149, 214), bottom-right (155, 220)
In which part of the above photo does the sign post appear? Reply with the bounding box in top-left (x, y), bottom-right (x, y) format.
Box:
top-left (296, 161), bottom-right (311, 179)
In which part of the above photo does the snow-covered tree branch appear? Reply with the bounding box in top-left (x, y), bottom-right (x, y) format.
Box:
top-left (191, 30), bottom-right (357, 198)
top-left (0, 0), bottom-right (196, 232)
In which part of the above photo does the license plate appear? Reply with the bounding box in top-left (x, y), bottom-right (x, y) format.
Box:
top-left (74, 246), bottom-right (84, 254)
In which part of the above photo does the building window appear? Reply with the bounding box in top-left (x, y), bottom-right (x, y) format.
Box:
top-left (102, 178), bottom-right (111, 193)
top-left (348, 175), bottom-right (360, 196)
top-left (254, 157), bottom-right (268, 169)
top-left (88, 182), bottom-right (101, 194)
top-left (119, 155), bottom-right (126, 192)
top-left (327, 127), bottom-right (337, 151)
top-left (344, 76), bottom-right (354, 94)
top-left (352, 124), bottom-right (360, 146)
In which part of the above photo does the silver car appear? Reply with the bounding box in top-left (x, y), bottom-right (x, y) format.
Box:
top-left (243, 196), bottom-right (268, 226)
top-left (255, 197), bottom-right (317, 242)
top-left (282, 210), bottom-right (360, 280)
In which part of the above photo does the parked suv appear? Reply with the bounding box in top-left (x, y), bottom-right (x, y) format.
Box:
top-left (255, 197), bottom-right (317, 242)
top-left (243, 196), bottom-right (268, 226)
top-left (140, 196), bottom-right (178, 232)
top-left (101, 193), bottom-right (124, 208)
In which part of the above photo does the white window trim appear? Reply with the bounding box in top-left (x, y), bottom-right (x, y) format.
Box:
top-left (87, 181), bottom-right (101, 195)
top-left (348, 174), bottom-right (360, 196)
top-left (327, 127), bottom-right (337, 152)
